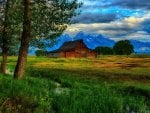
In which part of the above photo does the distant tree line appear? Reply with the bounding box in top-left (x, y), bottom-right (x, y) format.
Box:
top-left (94, 40), bottom-right (134, 55)
top-left (35, 40), bottom-right (134, 56)
top-left (35, 50), bottom-right (47, 57)
top-left (94, 47), bottom-right (113, 55)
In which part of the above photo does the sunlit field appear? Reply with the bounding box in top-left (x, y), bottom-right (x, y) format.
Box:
top-left (0, 55), bottom-right (150, 113)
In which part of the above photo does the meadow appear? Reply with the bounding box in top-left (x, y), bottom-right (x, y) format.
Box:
top-left (0, 55), bottom-right (150, 113)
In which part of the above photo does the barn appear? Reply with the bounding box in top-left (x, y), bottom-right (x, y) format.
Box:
top-left (47, 39), bottom-right (97, 58)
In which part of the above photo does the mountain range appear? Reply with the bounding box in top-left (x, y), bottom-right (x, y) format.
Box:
top-left (130, 40), bottom-right (150, 54)
top-left (45, 32), bottom-right (150, 54)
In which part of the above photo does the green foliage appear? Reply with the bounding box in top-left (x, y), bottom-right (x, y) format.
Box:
top-left (35, 50), bottom-right (47, 57)
top-left (7, 45), bottom-right (19, 56)
top-left (28, 68), bottom-right (150, 113)
top-left (94, 46), bottom-right (114, 55)
top-left (0, 0), bottom-right (23, 49)
top-left (113, 40), bottom-right (134, 55)
top-left (0, 57), bottom-right (149, 113)
top-left (130, 54), bottom-right (150, 58)
top-left (0, 75), bottom-right (54, 113)
top-left (30, 0), bottom-right (82, 48)
top-left (0, 0), bottom-right (81, 51)
top-left (52, 87), bottom-right (149, 113)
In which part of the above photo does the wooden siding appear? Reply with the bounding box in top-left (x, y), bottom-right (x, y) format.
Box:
top-left (60, 41), bottom-right (96, 58)
top-left (48, 40), bottom-right (97, 58)
top-left (48, 53), bottom-right (60, 58)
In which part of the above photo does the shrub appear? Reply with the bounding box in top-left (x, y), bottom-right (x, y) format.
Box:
top-left (94, 46), bottom-right (114, 55)
top-left (35, 50), bottom-right (47, 56)
top-left (113, 40), bottom-right (134, 55)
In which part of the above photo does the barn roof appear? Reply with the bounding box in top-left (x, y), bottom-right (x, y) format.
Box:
top-left (49, 39), bottom-right (84, 53)
top-left (59, 39), bottom-right (83, 52)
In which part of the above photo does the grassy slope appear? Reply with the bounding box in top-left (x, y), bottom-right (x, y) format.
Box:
top-left (0, 55), bottom-right (150, 113)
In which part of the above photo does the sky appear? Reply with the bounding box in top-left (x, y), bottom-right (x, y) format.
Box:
top-left (65, 0), bottom-right (150, 42)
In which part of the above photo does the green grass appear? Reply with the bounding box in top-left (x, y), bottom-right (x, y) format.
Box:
top-left (0, 75), bottom-right (55, 113)
top-left (52, 88), bottom-right (148, 113)
top-left (130, 54), bottom-right (150, 58)
top-left (0, 55), bottom-right (150, 113)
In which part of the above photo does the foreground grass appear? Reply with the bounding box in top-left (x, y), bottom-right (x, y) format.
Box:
top-left (0, 68), bottom-right (150, 113)
top-left (0, 55), bottom-right (150, 113)
top-left (0, 75), bottom-right (54, 113)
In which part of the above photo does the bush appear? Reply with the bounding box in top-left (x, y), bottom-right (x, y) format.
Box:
top-left (113, 40), bottom-right (134, 55)
top-left (94, 46), bottom-right (113, 55)
top-left (35, 50), bottom-right (47, 56)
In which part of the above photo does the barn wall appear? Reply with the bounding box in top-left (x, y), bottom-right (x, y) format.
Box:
top-left (75, 41), bottom-right (96, 58)
top-left (59, 41), bottom-right (97, 58)
top-left (60, 52), bottom-right (66, 57)
top-left (75, 41), bottom-right (87, 58)
top-left (60, 51), bottom-right (75, 58)
top-left (86, 51), bottom-right (97, 58)
top-left (66, 52), bottom-right (75, 58)
top-left (48, 53), bottom-right (60, 58)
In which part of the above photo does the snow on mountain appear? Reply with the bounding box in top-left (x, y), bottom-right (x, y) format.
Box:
top-left (30, 32), bottom-right (150, 54)
top-left (46, 32), bottom-right (115, 51)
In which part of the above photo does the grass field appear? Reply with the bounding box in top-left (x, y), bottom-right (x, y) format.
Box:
top-left (0, 55), bottom-right (150, 113)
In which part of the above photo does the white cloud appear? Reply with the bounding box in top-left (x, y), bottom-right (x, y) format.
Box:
top-left (125, 31), bottom-right (150, 41)
top-left (65, 12), bottom-right (150, 42)
top-left (140, 47), bottom-right (150, 51)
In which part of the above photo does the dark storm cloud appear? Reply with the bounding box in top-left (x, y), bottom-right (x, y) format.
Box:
top-left (105, 0), bottom-right (150, 10)
top-left (82, 0), bottom-right (150, 10)
top-left (141, 19), bottom-right (150, 33)
top-left (76, 0), bottom-right (150, 24)
top-left (102, 26), bottom-right (134, 32)
top-left (72, 13), bottom-right (117, 23)
top-left (65, 0), bottom-right (150, 42)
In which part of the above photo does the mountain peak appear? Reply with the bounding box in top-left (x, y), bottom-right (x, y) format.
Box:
top-left (77, 31), bottom-right (85, 35)
top-left (45, 32), bottom-right (150, 54)
top-left (75, 31), bottom-right (85, 39)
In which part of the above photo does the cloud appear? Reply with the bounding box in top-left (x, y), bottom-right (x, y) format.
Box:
top-left (65, 0), bottom-right (150, 42)
top-left (124, 31), bottom-right (150, 41)
top-left (80, 0), bottom-right (150, 10)
top-left (74, 0), bottom-right (118, 24)
top-left (66, 12), bottom-right (150, 42)
top-left (141, 18), bottom-right (150, 33)
top-left (72, 13), bottom-right (117, 23)
top-left (65, 21), bottom-right (136, 38)
top-left (105, 0), bottom-right (150, 10)
top-left (67, 15), bottom-right (143, 34)
top-left (74, 0), bottom-right (146, 24)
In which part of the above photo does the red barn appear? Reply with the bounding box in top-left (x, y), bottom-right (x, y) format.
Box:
top-left (48, 39), bottom-right (97, 58)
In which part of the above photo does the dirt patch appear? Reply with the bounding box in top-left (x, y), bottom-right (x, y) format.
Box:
top-left (121, 63), bottom-right (141, 69)
top-left (0, 96), bottom-right (38, 113)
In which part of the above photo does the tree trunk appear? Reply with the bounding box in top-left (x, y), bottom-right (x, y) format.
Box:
top-left (14, 0), bottom-right (31, 79)
top-left (1, 47), bottom-right (7, 74)
top-left (0, 0), bottom-right (10, 74)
